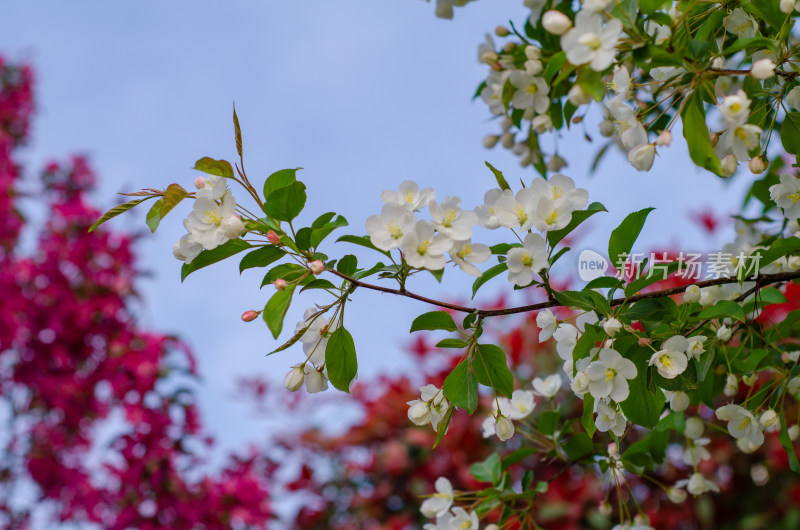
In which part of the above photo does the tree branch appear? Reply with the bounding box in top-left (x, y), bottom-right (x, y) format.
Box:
top-left (329, 269), bottom-right (800, 318)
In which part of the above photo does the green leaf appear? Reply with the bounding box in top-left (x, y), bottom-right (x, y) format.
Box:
top-left (608, 207), bottom-right (655, 271)
top-left (443, 361), bottom-right (479, 413)
top-left (697, 300), bottom-right (746, 322)
top-left (563, 433), bottom-right (594, 460)
top-left (755, 237), bottom-right (800, 271)
top-left (485, 161), bottom-right (510, 190)
top-left (432, 406), bottom-right (454, 449)
top-left (193, 156), bottom-right (234, 178)
top-left (337, 254), bottom-right (357, 276)
top-left (472, 344), bottom-right (514, 397)
top-left (233, 104), bottom-right (243, 158)
top-left (620, 372), bottom-right (666, 429)
top-left (582, 395), bottom-right (596, 436)
top-left (181, 239), bottom-right (252, 281)
top-left (544, 51), bottom-right (567, 84)
top-left (547, 202), bottom-right (607, 247)
top-left (502, 448), bottom-right (539, 469)
top-left (782, 113), bottom-right (800, 157)
top-left (734, 348), bottom-right (769, 373)
top-left (144, 184), bottom-right (190, 233)
top-left (261, 263), bottom-right (307, 287)
top-left (553, 290), bottom-right (595, 312)
top-left (436, 338), bottom-right (469, 348)
top-left (239, 246), bottom-right (286, 273)
top-left (262, 284), bottom-right (295, 339)
top-left (681, 91), bottom-right (723, 176)
top-left (410, 311), bottom-right (458, 333)
top-left (263, 181), bottom-right (306, 222)
top-left (472, 263), bottom-right (508, 298)
top-left (263, 168), bottom-right (300, 199)
top-left (778, 411), bottom-right (800, 473)
top-left (325, 327), bottom-right (358, 393)
top-left (469, 453), bottom-right (502, 485)
top-left (538, 410), bottom-right (560, 436)
top-left (577, 68), bottom-right (605, 102)
top-left (88, 197), bottom-right (154, 232)
top-left (655, 411), bottom-right (685, 433)
top-left (299, 278), bottom-right (337, 293)
top-left (310, 214), bottom-right (348, 248)
top-left (336, 234), bottom-right (391, 257)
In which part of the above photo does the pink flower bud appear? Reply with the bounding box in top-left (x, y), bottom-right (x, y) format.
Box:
top-left (309, 260), bottom-right (325, 275)
top-left (638, 337), bottom-right (651, 347)
top-left (266, 230), bottom-right (281, 245)
top-left (274, 279), bottom-right (288, 291)
top-left (193, 176), bottom-right (206, 189)
top-left (241, 310), bottom-right (258, 322)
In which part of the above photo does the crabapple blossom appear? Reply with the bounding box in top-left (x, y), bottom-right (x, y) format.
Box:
top-left (533, 374), bottom-right (562, 398)
top-left (241, 310), bottom-right (258, 322)
top-left (606, 99), bottom-right (648, 149)
top-left (715, 122), bottom-right (762, 162)
top-left (684, 417), bottom-right (705, 440)
top-left (716, 404), bottom-right (764, 448)
top-left (603, 317), bottom-right (622, 337)
top-left (719, 90), bottom-right (751, 126)
top-left (568, 84), bottom-right (592, 106)
top-left (509, 71), bottom-right (550, 113)
top-left (184, 190), bottom-right (239, 250)
top-left (296, 308), bottom-right (339, 366)
top-left (595, 399), bottom-right (627, 436)
top-left (561, 11), bottom-right (622, 71)
top-left (284, 364), bottom-right (305, 392)
top-left (724, 373), bottom-right (739, 396)
top-left (220, 213), bottom-right (246, 239)
top-left (449, 240), bottom-right (490, 276)
top-left (683, 284), bottom-right (701, 303)
top-left (759, 409), bottom-right (778, 429)
top-left (506, 389), bottom-right (536, 419)
top-left (531, 113), bottom-right (554, 133)
top-left (447, 507), bottom-right (479, 529)
top-left (667, 487), bottom-right (688, 503)
top-left (495, 415), bottom-right (515, 441)
top-left (648, 335), bottom-right (689, 379)
top-left (769, 174), bottom-right (800, 220)
top-left (628, 144), bottom-right (656, 172)
top-left (724, 8), bottom-right (758, 38)
top-left (305, 365), bottom-right (329, 394)
top-left (587, 348), bottom-right (638, 402)
top-left (553, 323), bottom-right (579, 361)
top-left (787, 86), bottom-right (800, 110)
top-left (717, 325), bottom-right (732, 342)
top-left (172, 233), bottom-right (203, 263)
top-left (429, 196), bottom-right (478, 241)
top-left (686, 336), bottom-right (707, 359)
top-left (665, 390), bottom-right (689, 412)
top-left (536, 308), bottom-right (557, 342)
top-left (683, 437), bottom-right (711, 465)
top-left (365, 203), bottom-right (416, 251)
top-left (474, 188), bottom-right (504, 229)
top-left (526, 173), bottom-right (589, 211)
top-left (420, 477), bottom-right (454, 518)
top-left (676, 473), bottom-right (720, 495)
top-left (194, 174), bottom-right (227, 200)
top-left (266, 229), bottom-right (281, 245)
top-left (506, 233), bottom-right (548, 286)
top-left (750, 59), bottom-right (776, 79)
top-left (308, 260), bottom-right (325, 275)
top-left (400, 220), bottom-right (452, 270)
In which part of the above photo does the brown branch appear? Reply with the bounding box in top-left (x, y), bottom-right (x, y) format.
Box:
top-left (330, 269), bottom-right (800, 318)
top-left (708, 68), bottom-right (799, 81)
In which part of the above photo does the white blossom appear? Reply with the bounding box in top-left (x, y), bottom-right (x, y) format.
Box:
top-left (603, 317), bottom-right (622, 337)
top-left (536, 309), bottom-right (558, 342)
top-left (507, 389), bottom-right (536, 419)
top-left (553, 323), bottom-right (579, 361)
top-left (786, 86), bottom-right (800, 110)
top-left (184, 190), bottom-right (239, 250)
top-left (716, 123), bottom-right (762, 163)
top-left (525, 173), bottom-right (589, 212)
top-left (684, 417), bottom-right (704, 440)
top-left (509, 71), bottom-right (551, 113)
top-left (716, 403), bottom-right (765, 448)
top-left (542, 10), bottom-right (572, 35)
top-left (172, 233), bottom-right (203, 263)
top-left (400, 220), bottom-right (452, 270)
top-left (750, 58), bottom-right (776, 79)
top-left (449, 240), bottom-right (490, 276)
top-left (683, 284), bottom-right (701, 303)
top-left (506, 233), bottom-right (548, 286)
top-left (587, 348), bottom-right (638, 402)
top-left (284, 364), bottom-right (305, 392)
top-left (381, 180), bottom-right (435, 211)
top-left (447, 507), bottom-right (479, 530)
top-left (628, 144), bottom-right (656, 172)
top-left (724, 373), bottom-right (738, 396)
top-left (420, 477), bottom-right (454, 518)
top-left (718, 90), bottom-right (751, 126)
top-left (568, 84), bottom-right (592, 106)
top-left (649, 335), bottom-right (689, 379)
top-left (683, 437), bottom-right (711, 465)
top-left (365, 203), bottom-right (416, 251)
top-left (305, 366), bottom-right (329, 393)
top-left (606, 99), bottom-right (648, 149)
top-left (296, 308), bottom-right (339, 366)
top-left (686, 336), bottom-right (707, 359)
top-left (717, 324), bottom-right (733, 342)
top-left (675, 473), bottom-right (720, 495)
top-left (595, 399), bottom-right (627, 436)
top-left (194, 174), bottom-right (227, 201)
top-left (532, 374), bottom-right (562, 398)
top-left (561, 11), bottom-right (622, 71)
top-left (429, 196), bottom-right (478, 241)
top-left (724, 8), bottom-right (758, 39)
top-left (770, 174), bottom-right (800, 220)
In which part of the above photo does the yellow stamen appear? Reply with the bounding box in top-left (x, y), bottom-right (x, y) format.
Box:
top-left (552, 186), bottom-right (563, 199)
top-left (387, 221), bottom-right (403, 239)
top-left (605, 368), bottom-right (617, 382)
top-left (418, 239), bottom-right (430, 255)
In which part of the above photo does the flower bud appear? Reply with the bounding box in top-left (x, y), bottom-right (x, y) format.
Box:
top-left (724, 373), bottom-right (738, 397)
top-left (309, 260), bottom-right (325, 275)
top-left (495, 415), bottom-right (515, 441)
top-left (737, 437), bottom-right (760, 454)
top-left (305, 368), bottom-right (328, 394)
top-left (241, 310), bottom-right (259, 322)
top-left (711, 56), bottom-right (725, 69)
top-left (407, 401), bottom-right (432, 425)
top-left (524, 45), bottom-right (541, 60)
top-left (667, 487), bottom-right (687, 504)
top-left (274, 278), bottom-right (288, 291)
top-left (633, 515), bottom-right (650, 526)
top-left (638, 337), bottom-right (652, 347)
top-left (481, 51), bottom-right (499, 64)
top-left (789, 425), bottom-right (800, 441)
top-left (524, 59), bottom-right (543, 75)
top-left (628, 144), bottom-right (656, 172)
top-left (502, 42), bottom-right (516, 53)
top-left (788, 255), bottom-right (800, 271)
top-left (717, 325), bottom-right (732, 342)
top-left (656, 130), bottom-right (672, 147)
top-left (748, 156), bottom-right (767, 174)
top-left (603, 317), bottom-right (623, 337)
top-left (750, 58), bottom-right (776, 80)
top-left (684, 284), bottom-right (701, 303)
top-left (599, 120), bottom-right (615, 137)
top-left (193, 176), bottom-right (207, 189)
top-left (759, 409), bottom-right (779, 428)
top-left (221, 213), bottom-right (246, 239)
top-left (567, 84), bottom-right (592, 106)
top-left (781, 0), bottom-right (797, 14)
top-left (709, 131), bottom-right (720, 147)
top-left (598, 502), bottom-right (613, 516)
top-left (720, 154), bottom-right (738, 177)
top-left (267, 230), bottom-right (282, 245)
top-left (500, 132), bottom-right (515, 148)
top-left (742, 373), bottom-right (758, 386)
top-left (284, 365), bottom-right (305, 392)
top-left (546, 155), bottom-right (567, 172)
top-left (532, 114), bottom-right (553, 133)
top-left (495, 25), bottom-right (510, 37)
top-left (483, 134), bottom-right (499, 149)
top-left (684, 417), bottom-right (704, 440)
top-left (670, 391), bottom-right (690, 412)
top-left (542, 10), bottom-right (572, 35)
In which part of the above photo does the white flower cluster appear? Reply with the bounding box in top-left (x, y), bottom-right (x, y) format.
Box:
top-left (407, 384), bottom-right (451, 431)
top-left (420, 477), bottom-right (492, 530)
top-left (283, 307), bottom-right (340, 393)
top-left (172, 175), bottom-right (246, 263)
top-left (367, 176), bottom-right (588, 286)
top-left (714, 90), bottom-right (762, 176)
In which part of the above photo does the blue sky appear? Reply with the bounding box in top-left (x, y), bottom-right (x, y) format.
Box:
top-left (1, 1), bottom-right (752, 456)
